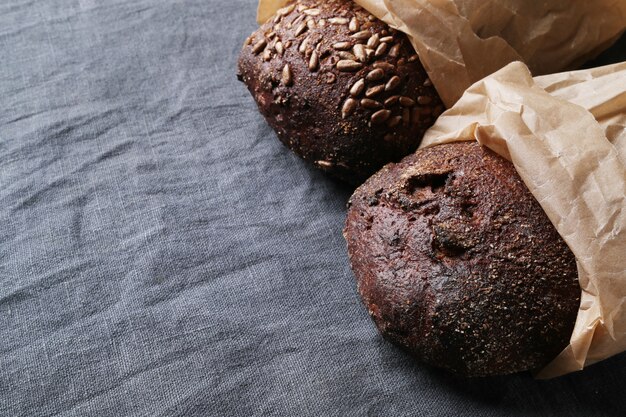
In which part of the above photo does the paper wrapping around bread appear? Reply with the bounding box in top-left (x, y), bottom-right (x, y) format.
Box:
top-left (257, 0), bottom-right (626, 107)
top-left (421, 61), bottom-right (626, 378)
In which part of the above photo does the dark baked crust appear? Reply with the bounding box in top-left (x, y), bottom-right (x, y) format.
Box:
top-left (237, 0), bottom-right (443, 184)
top-left (343, 142), bottom-right (580, 376)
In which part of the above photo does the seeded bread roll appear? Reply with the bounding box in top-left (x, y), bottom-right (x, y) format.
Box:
top-left (343, 142), bottom-right (580, 376)
top-left (237, 0), bottom-right (444, 184)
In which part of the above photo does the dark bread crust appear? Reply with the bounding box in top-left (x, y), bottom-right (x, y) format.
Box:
top-left (343, 142), bottom-right (580, 376)
top-left (237, 0), bottom-right (443, 184)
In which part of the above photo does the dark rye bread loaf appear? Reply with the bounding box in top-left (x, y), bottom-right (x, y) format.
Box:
top-left (343, 142), bottom-right (580, 376)
top-left (237, 0), bottom-right (443, 184)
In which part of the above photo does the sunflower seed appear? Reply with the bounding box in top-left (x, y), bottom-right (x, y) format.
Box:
top-left (365, 85), bottom-right (385, 98)
top-left (399, 96), bottom-right (415, 107)
top-left (368, 14), bottom-right (376, 22)
top-left (349, 17), bottom-right (359, 32)
top-left (380, 36), bottom-right (394, 43)
top-left (387, 115), bottom-right (402, 128)
top-left (333, 41), bottom-right (352, 50)
top-left (389, 43), bottom-right (401, 58)
top-left (402, 108), bottom-right (411, 126)
top-left (278, 4), bottom-right (295, 15)
top-left (273, 14), bottom-right (282, 24)
top-left (423, 78), bottom-right (433, 87)
top-left (318, 19), bottom-right (326, 27)
top-left (303, 8), bottom-right (321, 16)
top-left (252, 39), bottom-right (267, 54)
top-left (417, 95), bottom-right (432, 105)
top-left (275, 41), bottom-right (284, 56)
top-left (367, 34), bottom-right (380, 49)
top-left (308, 50), bottom-right (319, 71)
top-left (366, 68), bottom-right (384, 81)
top-left (365, 47), bottom-right (375, 61)
top-left (371, 109), bottom-right (391, 124)
top-left (282, 64), bottom-right (292, 86)
top-left (329, 17), bottom-right (349, 24)
top-left (342, 98), bottom-right (358, 118)
top-left (385, 76), bottom-right (401, 91)
top-left (316, 160), bottom-right (333, 168)
top-left (350, 79), bottom-right (365, 97)
top-left (351, 30), bottom-right (370, 40)
top-left (373, 62), bottom-right (394, 72)
top-left (336, 51), bottom-right (354, 60)
top-left (337, 59), bottom-right (363, 72)
top-left (408, 54), bottom-right (419, 62)
top-left (297, 4), bottom-right (308, 12)
top-left (384, 95), bottom-right (399, 106)
top-left (266, 31), bottom-right (276, 40)
top-left (295, 22), bottom-right (308, 36)
top-left (292, 13), bottom-right (305, 25)
top-left (307, 19), bottom-right (316, 30)
top-left (375, 42), bottom-right (388, 57)
top-left (299, 37), bottom-right (310, 54)
top-left (244, 36), bottom-right (253, 46)
top-left (284, 40), bottom-right (292, 48)
top-left (326, 73), bottom-right (336, 84)
top-left (361, 99), bottom-right (382, 109)
top-left (353, 44), bottom-right (367, 63)
top-left (263, 49), bottom-right (272, 61)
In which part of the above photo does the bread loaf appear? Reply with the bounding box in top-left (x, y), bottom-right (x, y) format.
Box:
top-left (343, 142), bottom-right (580, 376)
top-left (238, 0), bottom-right (444, 184)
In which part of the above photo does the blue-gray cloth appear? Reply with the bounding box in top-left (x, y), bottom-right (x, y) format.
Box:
top-left (1, 1), bottom-right (625, 416)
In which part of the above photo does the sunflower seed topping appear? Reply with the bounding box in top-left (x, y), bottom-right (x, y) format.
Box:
top-left (318, 18), bottom-right (326, 26)
top-left (337, 59), bottom-right (363, 72)
top-left (252, 39), bottom-right (267, 54)
top-left (361, 99), bottom-right (382, 109)
top-left (349, 17), bottom-right (359, 32)
top-left (417, 95), bottom-right (432, 105)
top-left (263, 48), bottom-right (272, 61)
top-left (367, 34), bottom-right (380, 49)
top-left (303, 8), bottom-right (321, 16)
top-left (399, 96), bottom-right (415, 107)
top-left (316, 160), bottom-right (333, 168)
top-left (385, 76), bottom-right (401, 91)
top-left (350, 78), bottom-right (366, 97)
top-left (351, 30), bottom-right (370, 40)
top-left (338, 51), bottom-right (357, 60)
top-left (278, 4), bottom-right (295, 16)
top-left (275, 41), bottom-right (284, 56)
top-left (282, 64), bottom-right (292, 86)
top-left (353, 44), bottom-right (367, 63)
top-left (371, 109), bottom-right (391, 124)
top-left (295, 22), bottom-right (308, 36)
top-left (333, 41), bottom-right (352, 50)
top-left (384, 95), bottom-right (399, 106)
top-left (408, 54), bottom-right (419, 62)
top-left (306, 19), bottom-right (316, 30)
top-left (375, 42), bottom-right (388, 57)
top-left (329, 17), bottom-right (349, 24)
top-left (366, 68), bottom-right (384, 81)
top-left (308, 50), bottom-right (319, 71)
top-left (342, 98), bottom-right (358, 118)
top-left (389, 43), bottom-right (401, 58)
top-left (380, 36), bottom-right (394, 43)
top-left (373, 62), bottom-right (395, 72)
top-left (299, 37), bottom-right (309, 54)
top-left (365, 85), bottom-right (385, 98)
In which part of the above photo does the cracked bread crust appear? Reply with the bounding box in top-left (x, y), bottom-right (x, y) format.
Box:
top-left (237, 0), bottom-right (443, 184)
top-left (344, 142), bottom-right (580, 376)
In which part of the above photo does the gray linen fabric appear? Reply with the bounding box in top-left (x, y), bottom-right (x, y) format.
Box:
top-left (1, 1), bottom-right (625, 416)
